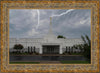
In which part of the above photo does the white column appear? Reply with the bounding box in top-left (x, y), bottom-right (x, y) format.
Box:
top-left (39, 46), bottom-right (42, 54)
top-left (59, 45), bottom-right (63, 54)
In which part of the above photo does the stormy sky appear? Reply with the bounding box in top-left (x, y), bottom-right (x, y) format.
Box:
top-left (9, 9), bottom-right (91, 38)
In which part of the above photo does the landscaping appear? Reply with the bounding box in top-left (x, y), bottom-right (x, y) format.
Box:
top-left (10, 60), bottom-right (90, 64)
top-left (9, 35), bottom-right (91, 64)
top-left (10, 52), bottom-right (39, 55)
top-left (10, 62), bottom-right (40, 64)
top-left (60, 60), bottom-right (90, 64)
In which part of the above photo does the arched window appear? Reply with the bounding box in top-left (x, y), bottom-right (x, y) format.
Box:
top-left (33, 46), bottom-right (36, 52)
top-left (31, 46), bottom-right (32, 53)
top-left (28, 46), bottom-right (30, 53)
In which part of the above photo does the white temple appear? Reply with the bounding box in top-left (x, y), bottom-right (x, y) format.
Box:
top-left (9, 17), bottom-right (84, 54)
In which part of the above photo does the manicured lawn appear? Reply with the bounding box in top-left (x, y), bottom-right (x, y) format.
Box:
top-left (10, 62), bottom-right (40, 64)
top-left (60, 60), bottom-right (90, 64)
top-left (10, 61), bottom-right (90, 64)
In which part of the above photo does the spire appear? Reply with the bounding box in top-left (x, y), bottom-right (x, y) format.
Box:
top-left (44, 17), bottom-right (56, 39)
top-left (49, 17), bottom-right (52, 34)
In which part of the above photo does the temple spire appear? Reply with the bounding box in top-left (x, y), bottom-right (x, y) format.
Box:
top-left (49, 17), bottom-right (52, 34)
top-left (44, 17), bottom-right (56, 39)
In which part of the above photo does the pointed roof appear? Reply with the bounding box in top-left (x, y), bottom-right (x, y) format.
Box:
top-left (44, 17), bottom-right (57, 39)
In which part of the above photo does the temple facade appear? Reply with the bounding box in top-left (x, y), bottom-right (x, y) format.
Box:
top-left (9, 17), bottom-right (84, 54)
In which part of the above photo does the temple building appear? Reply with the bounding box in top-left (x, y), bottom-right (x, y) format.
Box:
top-left (9, 17), bottom-right (84, 54)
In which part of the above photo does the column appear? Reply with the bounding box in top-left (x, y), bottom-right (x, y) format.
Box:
top-left (39, 46), bottom-right (42, 54)
top-left (59, 45), bottom-right (63, 54)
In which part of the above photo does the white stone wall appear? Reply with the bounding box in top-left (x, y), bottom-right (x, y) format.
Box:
top-left (9, 38), bottom-right (84, 54)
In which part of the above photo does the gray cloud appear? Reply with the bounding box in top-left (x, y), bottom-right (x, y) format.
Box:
top-left (9, 9), bottom-right (91, 38)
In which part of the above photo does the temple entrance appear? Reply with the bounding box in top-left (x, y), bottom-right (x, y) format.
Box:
top-left (42, 45), bottom-right (59, 54)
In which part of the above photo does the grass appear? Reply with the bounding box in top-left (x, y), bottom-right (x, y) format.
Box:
top-left (10, 62), bottom-right (40, 64)
top-left (60, 60), bottom-right (90, 64)
top-left (10, 61), bottom-right (90, 64)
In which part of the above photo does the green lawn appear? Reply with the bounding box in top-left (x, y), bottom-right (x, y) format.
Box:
top-left (10, 61), bottom-right (90, 64)
top-left (60, 60), bottom-right (90, 64)
top-left (10, 62), bottom-right (40, 64)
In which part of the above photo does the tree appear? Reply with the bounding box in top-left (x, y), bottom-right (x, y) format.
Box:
top-left (57, 35), bottom-right (66, 39)
top-left (73, 45), bottom-right (77, 52)
top-left (73, 35), bottom-right (91, 60)
top-left (13, 44), bottom-right (24, 53)
top-left (81, 35), bottom-right (91, 60)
